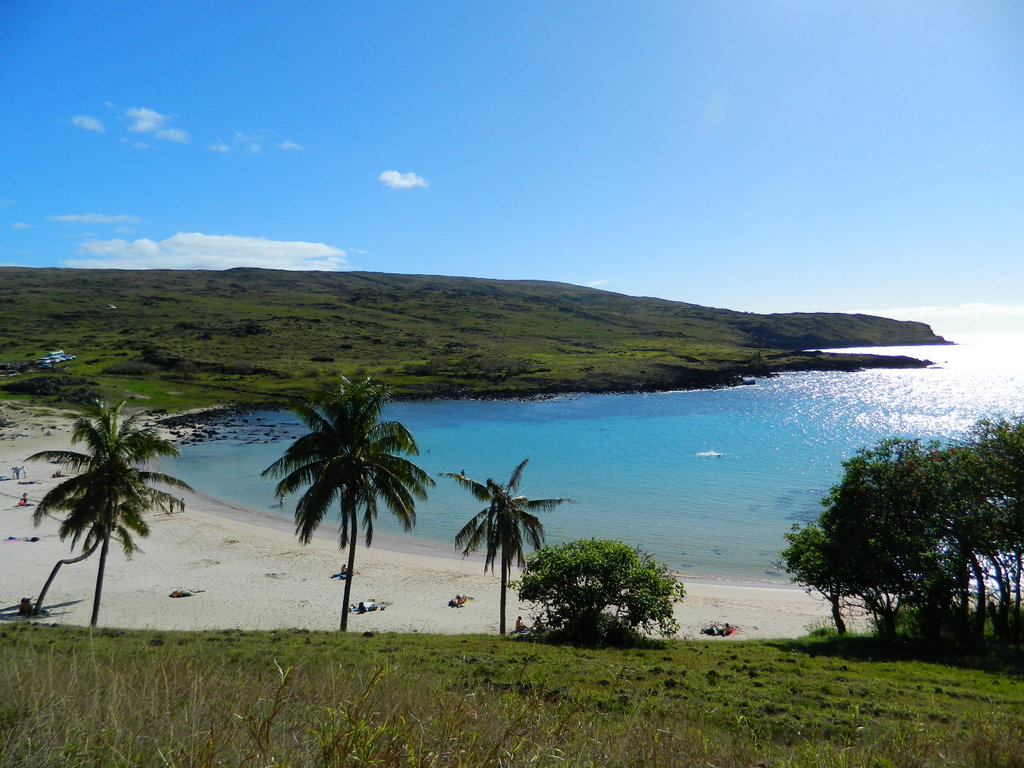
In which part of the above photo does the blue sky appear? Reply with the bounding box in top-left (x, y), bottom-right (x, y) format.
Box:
top-left (3, 2), bottom-right (1023, 335)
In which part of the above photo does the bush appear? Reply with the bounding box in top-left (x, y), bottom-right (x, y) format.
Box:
top-left (103, 360), bottom-right (160, 376)
top-left (516, 539), bottom-right (685, 646)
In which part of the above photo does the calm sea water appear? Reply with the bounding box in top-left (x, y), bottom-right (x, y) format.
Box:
top-left (166, 334), bottom-right (1024, 584)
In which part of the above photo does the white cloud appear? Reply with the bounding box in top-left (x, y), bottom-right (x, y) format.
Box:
top-left (862, 303), bottom-right (1024, 321)
top-left (125, 107), bottom-right (167, 133)
top-left (71, 115), bottom-right (105, 132)
top-left (155, 128), bottom-right (189, 144)
top-left (48, 213), bottom-right (140, 224)
top-left (852, 302), bottom-right (1024, 335)
top-left (584, 279), bottom-right (608, 288)
top-left (378, 170), bottom-right (429, 189)
top-left (124, 107), bottom-right (190, 143)
top-left (210, 129), bottom-right (301, 154)
top-left (65, 232), bottom-right (349, 271)
top-left (11, 222), bottom-right (32, 229)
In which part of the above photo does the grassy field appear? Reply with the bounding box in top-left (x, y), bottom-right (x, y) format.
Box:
top-left (0, 267), bottom-right (945, 411)
top-left (1, 623), bottom-right (1021, 767)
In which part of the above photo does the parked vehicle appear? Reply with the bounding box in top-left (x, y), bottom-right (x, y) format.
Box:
top-left (37, 350), bottom-right (76, 364)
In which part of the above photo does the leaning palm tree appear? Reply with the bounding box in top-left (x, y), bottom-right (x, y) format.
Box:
top-left (443, 459), bottom-right (570, 635)
top-left (27, 400), bottom-right (191, 626)
top-left (262, 377), bottom-right (434, 631)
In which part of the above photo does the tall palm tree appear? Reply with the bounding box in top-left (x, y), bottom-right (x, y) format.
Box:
top-left (27, 400), bottom-right (191, 627)
top-left (262, 377), bottom-right (434, 631)
top-left (443, 459), bottom-right (570, 635)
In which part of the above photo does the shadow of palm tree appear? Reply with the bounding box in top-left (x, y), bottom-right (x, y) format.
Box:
top-left (0, 598), bottom-right (84, 621)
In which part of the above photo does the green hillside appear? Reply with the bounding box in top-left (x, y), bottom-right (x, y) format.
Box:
top-left (0, 267), bottom-right (946, 410)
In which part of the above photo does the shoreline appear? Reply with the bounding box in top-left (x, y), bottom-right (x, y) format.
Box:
top-left (1, 401), bottom-right (838, 639)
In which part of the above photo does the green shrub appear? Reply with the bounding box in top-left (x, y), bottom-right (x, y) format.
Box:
top-left (517, 539), bottom-right (685, 646)
top-left (103, 360), bottom-right (159, 376)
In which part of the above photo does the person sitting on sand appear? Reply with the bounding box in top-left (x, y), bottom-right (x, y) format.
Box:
top-left (330, 564), bottom-right (349, 580)
top-left (515, 616), bottom-right (528, 633)
top-left (532, 616), bottom-right (546, 631)
top-left (18, 597), bottom-right (32, 616)
top-left (17, 493), bottom-right (28, 507)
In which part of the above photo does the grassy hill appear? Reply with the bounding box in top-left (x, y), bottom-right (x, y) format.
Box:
top-left (1, 623), bottom-right (1020, 767)
top-left (0, 267), bottom-right (946, 410)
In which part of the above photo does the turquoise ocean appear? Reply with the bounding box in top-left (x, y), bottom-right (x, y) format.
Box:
top-left (166, 334), bottom-right (1024, 585)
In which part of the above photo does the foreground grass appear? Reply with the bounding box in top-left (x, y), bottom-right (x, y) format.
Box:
top-left (1, 624), bottom-right (1021, 767)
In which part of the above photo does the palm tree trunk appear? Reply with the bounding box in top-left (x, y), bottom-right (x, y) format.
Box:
top-left (339, 509), bottom-right (358, 631)
top-left (90, 534), bottom-right (111, 628)
top-left (33, 540), bottom-right (100, 616)
top-left (498, 553), bottom-right (508, 635)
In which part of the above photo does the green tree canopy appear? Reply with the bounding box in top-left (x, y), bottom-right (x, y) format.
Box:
top-left (27, 400), bottom-right (191, 626)
top-left (970, 416), bottom-right (1024, 642)
top-left (517, 539), bottom-right (685, 646)
top-left (443, 459), bottom-right (570, 635)
top-left (262, 377), bottom-right (434, 631)
top-left (783, 418), bottom-right (1024, 645)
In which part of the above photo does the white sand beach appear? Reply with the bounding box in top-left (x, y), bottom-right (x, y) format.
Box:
top-left (0, 402), bottom-right (836, 639)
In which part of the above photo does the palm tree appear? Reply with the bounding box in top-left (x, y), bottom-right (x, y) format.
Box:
top-left (27, 400), bottom-right (191, 626)
top-left (443, 459), bottom-right (570, 635)
top-left (262, 377), bottom-right (434, 631)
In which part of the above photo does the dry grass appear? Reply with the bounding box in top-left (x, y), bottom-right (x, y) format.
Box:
top-left (2, 623), bottom-right (1022, 767)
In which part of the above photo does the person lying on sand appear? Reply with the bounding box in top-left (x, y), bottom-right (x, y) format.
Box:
top-left (168, 589), bottom-right (205, 598)
top-left (700, 622), bottom-right (738, 636)
top-left (448, 594), bottom-right (471, 607)
top-left (350, 600), bottom-right (387, 613)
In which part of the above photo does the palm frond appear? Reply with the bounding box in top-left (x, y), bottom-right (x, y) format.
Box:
top-left (506, 458), bottom-right (531, 493)
top-left (25, 400), bottom-right (191, 620)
